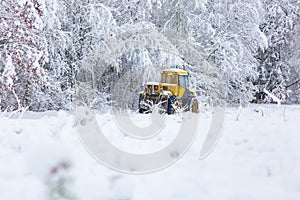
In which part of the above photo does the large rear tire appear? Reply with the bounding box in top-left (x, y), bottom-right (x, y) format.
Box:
top-left (190, 98), bottom-right (199, 113)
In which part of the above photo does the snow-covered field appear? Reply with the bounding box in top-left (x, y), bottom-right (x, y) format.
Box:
top-left (0, 105), bottom-right (300, 200)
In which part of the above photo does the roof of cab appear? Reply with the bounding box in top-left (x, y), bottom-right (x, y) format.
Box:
top-left (162, 68), bottom-right (188, 75)
top-left (146, 82), bottom-right (160, 85)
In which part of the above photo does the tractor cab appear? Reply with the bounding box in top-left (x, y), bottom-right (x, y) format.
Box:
top-left (161, 68), bottom-right (189, 88)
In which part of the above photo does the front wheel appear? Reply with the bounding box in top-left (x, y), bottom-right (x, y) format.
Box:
top-left (139, 108), bottom-right (146, 113)
top-left (167, 96), bottom-right (181, 115)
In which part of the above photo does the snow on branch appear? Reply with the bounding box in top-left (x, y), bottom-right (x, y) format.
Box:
top-left (263, 88), bottom-right (281, 105)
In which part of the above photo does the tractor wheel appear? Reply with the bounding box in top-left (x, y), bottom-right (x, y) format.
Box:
top-left (139, 108), bottom-right (146, 113)
top-left (190, 98), bottom-right (199, 113)
top-left (156, 97), bottom-right (168, 114)
top-left (138, 94), bottom-right (146, 114)
top-left (167, 96), bottom-right (180, 115)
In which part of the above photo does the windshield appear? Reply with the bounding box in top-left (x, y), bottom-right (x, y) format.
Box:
top-left (161, 74), bottom-right (177, 84)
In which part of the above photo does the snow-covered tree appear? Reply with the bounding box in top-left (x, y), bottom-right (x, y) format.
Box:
top-left (205, 0), bottom-right (267, 105)
top-left (41, 0), bottom-right (117, 110)
top-left (255, 0), bottom-right (300, 103)
top-left (286, 19), bottom-right (300, 103)
top-left (0, 0), bottom-right (48, 111)
top-left (79, 0), bottom-right (269, 107)
top-left (1, 0), bottom-right (299, 111)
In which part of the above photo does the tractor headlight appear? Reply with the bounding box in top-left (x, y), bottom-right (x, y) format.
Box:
top-left (147, 85), bottom-right (152, 94)
top-left (154, 85), bottom-right (158, 93)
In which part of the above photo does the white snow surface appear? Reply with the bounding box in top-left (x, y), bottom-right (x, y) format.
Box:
top-left (0, 105), bottom-right (300, 200)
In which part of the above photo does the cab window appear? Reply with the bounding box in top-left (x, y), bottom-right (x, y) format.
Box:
top-left (178, 75), bottom-right (189, 88)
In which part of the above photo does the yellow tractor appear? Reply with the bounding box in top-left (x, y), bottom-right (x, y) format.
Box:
top-left (138, 68), bottom-right (199, 114)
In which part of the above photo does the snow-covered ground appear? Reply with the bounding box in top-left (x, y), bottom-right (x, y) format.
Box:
top-left (0, 105), bottom-right (300, 200)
